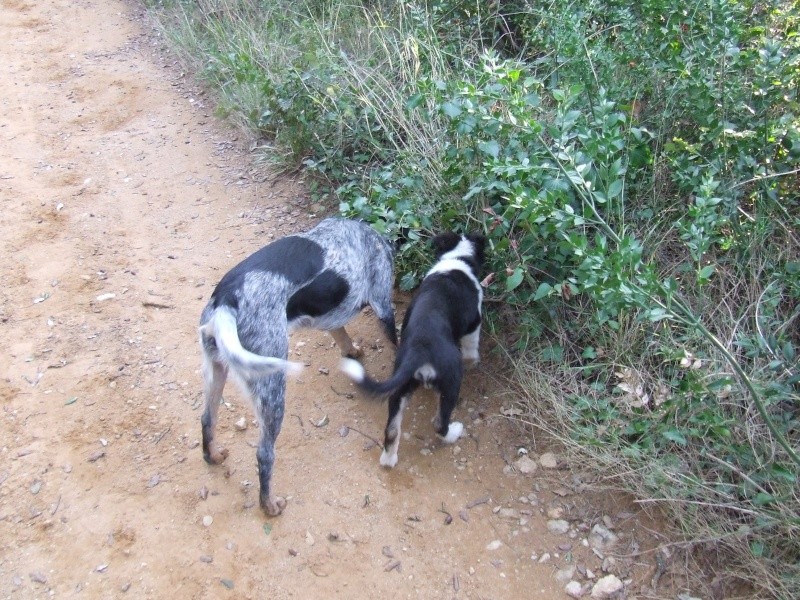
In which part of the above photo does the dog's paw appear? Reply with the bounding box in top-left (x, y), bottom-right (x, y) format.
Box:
top-left (379, 450), bottom-right (399, 468)
top-left (462, 355), bottom-right (480, 370)
top-left (205, 444), bottom-right (229, 464)
top-left (442, 421), bottom-right (464, 444)
top-left (260, 494), bottom-right (286, 517)
top-left (342, 344), bottom-right (364, 359)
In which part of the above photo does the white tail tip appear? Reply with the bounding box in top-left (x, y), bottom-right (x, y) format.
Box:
top-left (339, 358), bottom-right (365, 382)
top-left (286, 361), bottom-right (304, 377)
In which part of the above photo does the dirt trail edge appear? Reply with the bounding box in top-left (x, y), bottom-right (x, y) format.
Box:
top-left (1, 1), bottom-right (670, 599)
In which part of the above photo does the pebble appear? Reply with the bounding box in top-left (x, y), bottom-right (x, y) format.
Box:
top-left (555, 566), bottom-right (576, 583)
top-left (540, 452), bottom-right (558, 469)
top-left (485, 540), bottom-right (503, 551)
top-left (202, 515), bottom-right (213, 527)
top-left (199, 555), bottom-right (213, 563)
top-left (30, 480), bottom-right (42, 495)
top-left (589, 524), bottom-right (619, 551)
top-left (234, 417), bottom-right (248, 431)
top-left (547, 519), bottom-right (570, 534)
top-left (514, 455), bottom-right (538, 474)
top-left (565, 581), bottom-right (585, 598)
top-left (30, 571), bottom-right (47, 584)
top-left (590, 574), bottom-right (623, 598)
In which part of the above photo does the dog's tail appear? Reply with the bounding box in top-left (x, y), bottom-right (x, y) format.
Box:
top-left (200, 306), bottom-right (303, 377)
top-left (340, 357), bottom-right (422, 398)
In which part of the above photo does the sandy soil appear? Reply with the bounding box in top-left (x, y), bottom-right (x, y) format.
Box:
top-left (0, 1), bottom-right (675, 598)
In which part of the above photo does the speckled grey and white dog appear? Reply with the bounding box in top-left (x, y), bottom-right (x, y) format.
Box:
top-left (198, 218), bottom-right (396, 516)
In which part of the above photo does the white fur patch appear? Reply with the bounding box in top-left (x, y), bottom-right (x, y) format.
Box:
top-left (426, 252), bottom-right (483, 309)
top-left (442, 421), bottom-right (464, 444)
top-left (460, 329), bottom-right (480, 363)
top-left (340, 358), bottom-right (366, 382)
top-left (379, 449), bottom-right (399, 468)
top-left (414, 363), bottom-right (437, 385)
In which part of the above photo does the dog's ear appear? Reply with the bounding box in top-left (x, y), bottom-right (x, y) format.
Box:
top-left (431, 232), bottom-right (461, 257)
top-left (467, 233), bottom-right (487, 266)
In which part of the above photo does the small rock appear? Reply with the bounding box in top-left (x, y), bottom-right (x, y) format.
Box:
top-left (589, 524), bottom-right (619, 551)
top-left (498, 508), bottom-right (520, 520)
top-left (547, 506), bottom-right (564, 519)
top-left (30, 480), bottom-right (42, 495)
top-left (539, 452), bottom-right (558, 469)
top-left (305, 530), bottom-right (315, 546)
top-left (30, 571), bottom-right (47, 584)
top-left (318, 367), bottom-right (329, 375)
top-left (547, 519), bottom-right (570, 534)
top-left (96, 564), bottom-right (108, 573)
top-left (565, 581), bottom-right (585, 598)
top-left (202, 515), bottom-right (213, 527)
top-left (220, 578), bottom-right (234, 590)
top-left (199, 485), bottom-right (209, 500)
top-left (12, 575), bottom-right (23, 587)
top-left (601, 556), bottom-right (617, 573)
top-left (538, 552), bottom-right (552, 564)
top-left (121, 582), bottom-right (131, 593)
top-left (234, 417), bottom-right (248, 431)
top-left (88, 450), bottom-right (106, 463)
top-left (590, 574), bottom-right (623, 598)
top-left (199, 555), bottom-right (213, 563)
top-left (555, 566), bottom-right (576, 584)
top-left (486, 540), bottom-right (503, 551)
top-left (514, 455), bottom-right (538, 475)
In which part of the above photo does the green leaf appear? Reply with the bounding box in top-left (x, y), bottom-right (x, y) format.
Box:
top-left (752, 492), bottom-right (776, 506)
top-left (478, 140), bottom-right (500, 158)
top-left (263, 523), bottom-right (273, 536)
top-left (533, 282), bottom-right (552, 301)
top-left (698, 264), bottom-right (715, 282)
top-left (662, 429), bottom-right (687, 446)
top-left (441, 102), bottom-right (461, 118)
top-left (506, 267), bottom-right (524, 292)
top-left (750, 540), bottom-right (765, 558)
top-left (607, 179), bottom-right (623, 199)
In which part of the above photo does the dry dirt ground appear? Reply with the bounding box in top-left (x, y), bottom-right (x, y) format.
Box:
top-left (0, 1), bottom-right (682, 599)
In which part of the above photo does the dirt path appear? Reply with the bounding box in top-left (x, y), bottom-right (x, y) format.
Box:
top-left (0, 1), bottom-right (671, 598)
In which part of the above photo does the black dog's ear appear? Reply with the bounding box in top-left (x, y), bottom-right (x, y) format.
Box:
top-left (431, 232), bottom-right (461, 257)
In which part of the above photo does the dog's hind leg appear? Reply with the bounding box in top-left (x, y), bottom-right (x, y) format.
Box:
top-left (380, 382), bottom-right (416, 468)
top-left (330, 327), bottom-right (363, 359)
top-left (433, 363), bottom-right (464, 444)
top-left (252, 375), bottom-right (288, 516)
top-left (201, 356), bottom-right (230, 464)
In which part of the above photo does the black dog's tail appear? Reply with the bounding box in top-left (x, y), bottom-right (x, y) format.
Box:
top-left (340, 357), bottom-right (423, 398)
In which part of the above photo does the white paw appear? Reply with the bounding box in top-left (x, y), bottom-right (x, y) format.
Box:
top-left (379, 450), bottom-right (398, 468)
top-left (442, 421), bottom-right (464, 444)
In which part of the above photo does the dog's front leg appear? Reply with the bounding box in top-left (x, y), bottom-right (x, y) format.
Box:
top-left (330, 327), bottom-right (363, 358)
top-left (460, 328), bottom-right (481, 369)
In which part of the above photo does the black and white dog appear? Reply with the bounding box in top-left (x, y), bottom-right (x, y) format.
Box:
top-left (199, 218), bottom-right (397, 516)
top-left (341, 231), bottom-right (485, 468)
